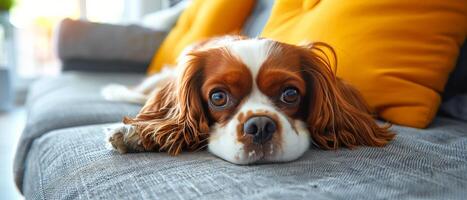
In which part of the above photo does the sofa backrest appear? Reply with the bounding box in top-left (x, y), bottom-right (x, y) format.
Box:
top-left (242, 0), bottom-right (275, 37)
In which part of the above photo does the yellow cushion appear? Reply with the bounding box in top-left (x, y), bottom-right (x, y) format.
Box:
top-left (147, 0), bottom-right (255, 74)
top-left (261, 0), bottom-right (467, 128)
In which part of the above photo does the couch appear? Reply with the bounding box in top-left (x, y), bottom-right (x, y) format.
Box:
top-left (13, 0), bottom-right (467, 199)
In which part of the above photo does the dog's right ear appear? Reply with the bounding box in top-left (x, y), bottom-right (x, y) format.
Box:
top-left (124, 52), bottom-right (210, 155)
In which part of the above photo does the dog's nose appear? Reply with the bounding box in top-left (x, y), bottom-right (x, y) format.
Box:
top-left (243, 116), bottom-right (277, 144)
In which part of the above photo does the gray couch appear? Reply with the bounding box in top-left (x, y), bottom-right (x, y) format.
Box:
top-left (13, 1), bottom-right (467, 199)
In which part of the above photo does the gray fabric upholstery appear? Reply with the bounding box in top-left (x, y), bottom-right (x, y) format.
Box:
top-left (441, 94), bottom-right (467, 122)
top-left (443, 42), bottom-right (467, 100)
top-left (15, 2), bottom-right (467, 199)
top-left (14, 72), bottom-right (144, 191)
top-left (242, 0), bottom-right (274, 37)
top-left (62, 58), bottom-right (150, 73)
top-left (0, 69), bottom-right (13, 111)
top-left (56, 19), bottom-right (167, 71)
top-left (22, 117), bottom-right (467, 199)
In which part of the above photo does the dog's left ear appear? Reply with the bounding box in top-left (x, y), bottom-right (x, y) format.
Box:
top-left (124, 52), bottom-right (210, 155)
top-left (299, 42), bottom-right (395, 149)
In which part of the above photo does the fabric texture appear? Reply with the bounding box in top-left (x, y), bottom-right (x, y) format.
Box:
top-left (141, 0), bottom-right (191, 31)
top-left (241, 0), bottom-right (275, 37)
top-left (62, 58), bottom-right (150, 73)
top-left (57, 19), bottom-right (167, 64)
top-left (444, 42), bottom-right (467, 101)
top-left (261, 0), bottom-right (467, 128)
top-left (441, 94), bottom-right (467, 122)
top-left (22, 118), bottom-right (467, 199)
top-left (14, 72), bottom-right (144, 191)
top-left (14, 1), bottom-right (467, 199)
top-left (0, 69), bottom-right (13, 111)
top-left (147, 0), bottom-right (255, 74)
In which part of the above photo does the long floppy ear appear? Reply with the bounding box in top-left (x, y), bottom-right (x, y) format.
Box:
top-left (123, 53), bottom-right (210, 155)
top-left (300, 42), bottom-right (395, 149)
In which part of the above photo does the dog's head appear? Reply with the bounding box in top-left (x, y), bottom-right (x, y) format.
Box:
top-left (128, 36), bottom-right (394, 164)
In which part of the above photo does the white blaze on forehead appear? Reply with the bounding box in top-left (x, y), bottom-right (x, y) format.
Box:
top-left (226, 39), bottom-right (280, 115)
top-left (226, 39), bottom-right (278, 108)
top-left (226, 39), bottom-right (275, 78)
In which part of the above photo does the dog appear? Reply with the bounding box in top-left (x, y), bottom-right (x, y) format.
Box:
top-left (102, 36), bottom-right (395, 164)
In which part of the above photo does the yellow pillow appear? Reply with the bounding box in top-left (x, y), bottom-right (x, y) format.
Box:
top-left (147, 0), bottom-right (255, 74)
top-left (261, 0), bottom-right (467, 128)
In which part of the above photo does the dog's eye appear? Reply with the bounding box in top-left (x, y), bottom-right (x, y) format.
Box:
top-left (280, 87), bottom-right (300, 105)
top-left (210, 90), bottom-right (229, 107)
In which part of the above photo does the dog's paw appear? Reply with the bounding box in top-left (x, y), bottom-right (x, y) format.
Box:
top-left (104, 124), bottom-right (144, 154)
top-left (104, 125), bottom-right (127, 153)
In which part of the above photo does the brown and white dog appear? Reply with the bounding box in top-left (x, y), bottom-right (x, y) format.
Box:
top-left (102, 36), bottom-right (395, 164)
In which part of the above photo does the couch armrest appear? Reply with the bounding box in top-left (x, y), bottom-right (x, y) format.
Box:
top-left (56, 19), bottom-right (168, 73)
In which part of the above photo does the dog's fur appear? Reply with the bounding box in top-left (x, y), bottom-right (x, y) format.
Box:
top-left (103, 36), bottom-right (395, 164)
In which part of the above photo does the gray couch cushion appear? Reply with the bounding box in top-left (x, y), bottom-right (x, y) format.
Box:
top-left (14, 72), bottom-right (144, 191)
top-left (22, 117), bottom-right (467, 199)
top-left (62, 58), bottom-right (150, 73)
top-left (443, 41), bottom-right (467, 100)
top-left (242, 0), bottom-right (274, 37)
top-left (57, 19), bottom-right (167, 64)
top-left (441, 94), bottom-right (467, 122)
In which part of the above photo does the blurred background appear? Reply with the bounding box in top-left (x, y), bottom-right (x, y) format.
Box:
top-left (10, 0), bottom-right (174, 78)
top-left (0, 0), bottom-right (174, 199)
top-left (3, 0), bottom-right (173, 93)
